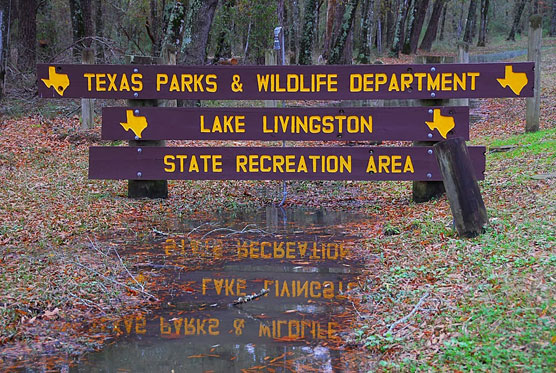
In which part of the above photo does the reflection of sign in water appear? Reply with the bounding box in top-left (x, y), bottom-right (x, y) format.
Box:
top-left (162, 238), bottom-right (351, 261)
top-left (92, 312), bottom-right (343, 342)
top-left (201, 277), bottom-right (356, 299)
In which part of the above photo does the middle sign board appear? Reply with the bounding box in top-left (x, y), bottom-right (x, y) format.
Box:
top-left (102, 106), bottom-right (469, 142)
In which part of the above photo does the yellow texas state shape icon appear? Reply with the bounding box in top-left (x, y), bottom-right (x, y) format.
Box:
top-left (496, 65), bottom-right (528, 96)
top-left (41, 66), bottom-right (70, 96)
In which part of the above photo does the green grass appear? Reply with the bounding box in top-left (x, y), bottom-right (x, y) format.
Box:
top-left (352, 126), bottom-right (555, 371)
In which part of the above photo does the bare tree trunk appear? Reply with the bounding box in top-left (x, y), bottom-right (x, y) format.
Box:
top-left (550, 0), bottom-right (556, 36)
top-left (288, 0), bottom-right (300, 64)
top-left (401, 0), bottom-right (416, 54)
top-left (328, 0), bottom-right (359, 64)
top-left (463, 0), bottom-right (478, 43)
top-left (278, 0), bottom-right (284, 28)
top-left (386, 0), bottom-right (395, 48)
top-left (404, 0), bottom-right (429, 54)
top-left (322, 0), bottom-right (336, 58)
top-left (507, 0), bottom-right (527, 41)
top-left (439, 0), bottom-right (446, 40)
top-left (391, 0), bottom-right (410, 57)
top-left (180, 0), bottom-right (219, 65)
top-left (419, 0), bottom-right (445, 51)
top-left (377, 16), bottom-right (382, 53)
top-left (358, 0), bottom-right (374, 63)
top-left (214, 0), bottom-right (234, 61)
top-left (299, 0), bottom-right (317, 64)
top-left (315, 0), bottom-right (322, 53)
top-left (162, 1), bottom-right (185, 53)
top-left (17, 0), bottom-right (36, 72)
top-left (0, 7), bottom-right (6, 98)
top-left (477, 0), bottom-right (489, 46)
top-left (457, 0), bottom-right (465, 39)
top-left (146, 0), bottom-right (163, 57)
top-left (81, 0), bottom-right (93, 47)
top-left (94, 0), bottom-right (104, 60)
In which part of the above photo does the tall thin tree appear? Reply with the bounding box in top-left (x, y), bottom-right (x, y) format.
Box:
top-left (477, 0), bottom-right (489, 46)
top-left (507, 0), bottom-right (527, 41)
top-left (463, 0), bottom-right (478, 43)
top-left (299, 0), bottom-right (317, 64)
top-left (404, 0), bottom-right (429, 54)
top-left (419, 0), bottom-right (445, 51)
top-left (328, 0), bottom-right (360, 64)
top-left (17, 0), bottom-right (36, 71)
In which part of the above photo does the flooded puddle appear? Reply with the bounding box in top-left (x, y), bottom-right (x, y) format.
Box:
top-left (74, 207), bottom-right (366, 372)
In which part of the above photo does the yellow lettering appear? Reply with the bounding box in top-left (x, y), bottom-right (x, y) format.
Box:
top-left (164, 155), bottom-right (175, 172)
top-left (157, 74), bottom-right (168, 91)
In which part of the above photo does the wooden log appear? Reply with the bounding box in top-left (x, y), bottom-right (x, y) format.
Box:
top-left (434, 138), bottom-right (488, 238)
top-left (526, 15), bottom-right (542, 133)
top-left (127, 55), bottom-right (168, 199)
top-left (80, 48), bottom-right (95, 131)
top-left (412, 55), bottom-right (454, 203)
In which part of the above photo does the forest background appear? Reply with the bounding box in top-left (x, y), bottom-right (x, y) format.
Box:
top-left (0, 0), bottom-right (555, 88)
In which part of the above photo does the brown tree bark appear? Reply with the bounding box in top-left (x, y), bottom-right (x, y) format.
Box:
top-left (299, 0), bottom-right (317, 65)
top-left (213, 0), bottom-right (234, 61)
top-left (550, 0), bottom-right (556, 36)
top-left (17, 0), bottom-right (36, 72)
top-left (0, 6), bottom-right (6, 98)
top-left (328, 0), bottom-right (360, 64)
top-left (287, 0), bottom-right (300, 64)
top-left (439, 1), bottom-right (446, 40)
top-left (69, 0), bottom-right (93, 58)
top-left (391, 0), bottom-right (411, 57)
top-left (322, 0), bottom-right (336, 59)
top-left (385, 0), bottom-right (395, 48)
top-left (419, 0), bottom-right (445, 51)
top-left (463, 0), bottom-right (478, 43)
top-left (180, 0), bottom-right (219, 65)
top-left (507, 0), bottom-right (527, 41)
top-left (358, 0), bottom-right (374, 63)
top-left (477, 0), bottom-right (489, 46)
top-left (94, 0), bottom-right (104, 60)
top-left (404, 0), bottom-right (429, 54)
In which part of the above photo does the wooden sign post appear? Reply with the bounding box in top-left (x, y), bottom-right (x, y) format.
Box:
top-left (126, 56), bottom-right (167, 199)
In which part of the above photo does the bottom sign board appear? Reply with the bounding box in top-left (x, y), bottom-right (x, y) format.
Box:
top-left (88, 146), bottom-right (485, 181)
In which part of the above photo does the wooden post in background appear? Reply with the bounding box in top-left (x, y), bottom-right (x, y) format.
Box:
top-left (127, 55), bottom-right (168, 199)
top-left (80, 48), bottom-right (95, 131)
top-left (412, 55), bottom-right (453, 203)
top-left (264, 50), bottom-right (278, 108)
top-left (434, 138), bottom-right (488, 238)
top-left (0, 10), bottom-right (5, 100)
top-left (456, 42), bottom-right (470, 108)
top-left (526, 15), bottom-right (542, 133)
top-left (162, 46), bottom-right (177, 108)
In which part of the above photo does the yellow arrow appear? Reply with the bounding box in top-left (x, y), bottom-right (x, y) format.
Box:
top-left (41, 66), bottom-right (70, 96)
top-left (425, 109), bottom-right (455, 139)
top-left (120, 110), bottom-right (148, 139)
top-left (496, 65), bottom-right (528, 95)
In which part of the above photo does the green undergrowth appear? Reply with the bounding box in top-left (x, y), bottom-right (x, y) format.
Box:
top-left (353, 128), bottom-right (555, 371)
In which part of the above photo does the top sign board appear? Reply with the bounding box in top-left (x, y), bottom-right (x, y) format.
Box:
top-left (37, 62), bottom-right (534, 100)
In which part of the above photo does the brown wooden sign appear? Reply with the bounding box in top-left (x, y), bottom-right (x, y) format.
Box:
top-left (102, 106), bottom-right (469, 141)
top-left (88, 146), bottom-right (485, 181)
top-left (38, 62), bottom-right (534, 100)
